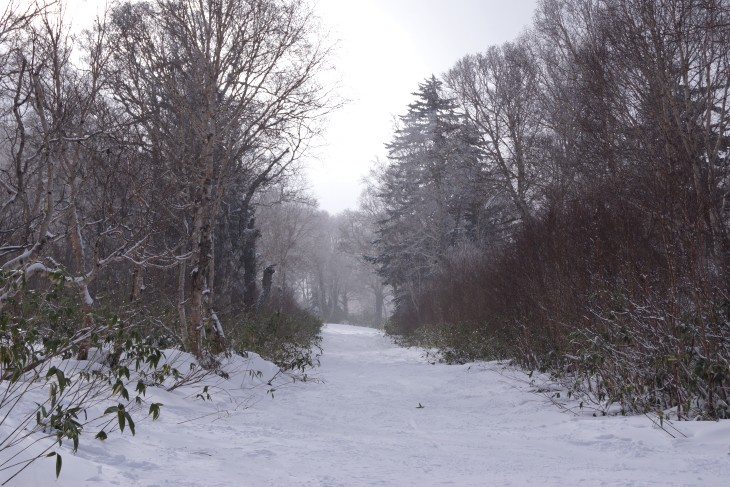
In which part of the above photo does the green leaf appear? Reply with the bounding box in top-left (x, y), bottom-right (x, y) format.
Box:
top-left (95, 430), bottom-right (108, 441)
top-left (122, 366), bottom-right (130, 380)
top-left (118, 409), bottom-right (126, 432)
top-left (55, 453), bottom-right (62, 479)
top-left (125, 412), bottom-right (135, 436)
top-left (103, 405), bottom-right (119, 415)
top-left (55, 369), bottom-right (66, 393)
top-left (148, 403), bottom-right (162, 420)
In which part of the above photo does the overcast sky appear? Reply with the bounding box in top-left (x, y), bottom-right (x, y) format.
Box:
top-left (309, 0), bottom-right (539, 214)
top-left (66, 0), bottom-right (538, 214)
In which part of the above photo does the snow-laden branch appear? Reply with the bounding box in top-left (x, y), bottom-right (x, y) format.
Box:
top-left (0, 260), bottom-right (62, 305)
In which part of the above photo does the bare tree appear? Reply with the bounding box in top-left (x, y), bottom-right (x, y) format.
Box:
top-left (446, 36), bottom-right (549, 224)
top-left (338, 208), bottom-right (389, 326)
top-left (0, 4), bottom-right (167, 359)
top-left (253, 185), bottom-right (318, 304)
top-left (107, 0), bottom-right (331, 357)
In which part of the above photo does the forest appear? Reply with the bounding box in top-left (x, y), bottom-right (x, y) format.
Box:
top-left (364, 0), bottom-right (730, 421)
top-left (0, 0), bottom-right (729, 482)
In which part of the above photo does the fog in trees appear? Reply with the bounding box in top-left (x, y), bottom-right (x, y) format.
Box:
top-left (2, 1), bottom-right (730, 481)
top-left (0, 1), bottom-right (333, 478)
top-left (368, 0), bottom-right (730, 419)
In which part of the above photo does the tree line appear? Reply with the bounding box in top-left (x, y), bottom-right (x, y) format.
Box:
top-left (365, 0), bottom-right (730, 419)
top-left (0, 0), bottom-right (335, 362)
top-left (0, 0), bottom-right (340, 479)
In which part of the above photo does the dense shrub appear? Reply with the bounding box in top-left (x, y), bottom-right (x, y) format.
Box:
top-left (387, 190), bottom-right (730, 419)
top-left (408, 322), bottom-right (507, 364)
top-left (1, 269), bottom-right (322, 483)
top-left (227, 307), bottom-right (322, 374)
top-left (0, 294), bottom-right (171, 483)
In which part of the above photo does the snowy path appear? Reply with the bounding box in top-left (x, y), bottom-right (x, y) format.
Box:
top-left (16, 324), bottom-right (730, 486)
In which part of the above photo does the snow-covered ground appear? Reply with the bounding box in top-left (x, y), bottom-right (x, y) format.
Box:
top-left (9, 323), bottom-right (730, 486)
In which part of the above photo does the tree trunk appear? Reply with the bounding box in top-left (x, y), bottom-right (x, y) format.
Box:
top-left (178, 260), bottom-right (188, 346)
top-left (374, 287), bottom-right (384, 325)
top-left (242, 215), bottom-right (260, 312)
top-left (187, 220), bottom-right (206, 357)
top-left (258, 264), bottom-right (276, 311)
top-left (187, 163), bottom-right (214, 357)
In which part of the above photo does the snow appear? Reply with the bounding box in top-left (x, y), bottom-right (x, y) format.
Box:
top-left (81, 285), bottom-right (94, 306)
top-left (23, 262), bottom-right (54, 278)
top-left (6, 323), bottom-right (730, 486)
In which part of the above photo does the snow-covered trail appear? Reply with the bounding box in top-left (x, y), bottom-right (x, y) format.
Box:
top-left (16, 324), bottom-right (730, 486)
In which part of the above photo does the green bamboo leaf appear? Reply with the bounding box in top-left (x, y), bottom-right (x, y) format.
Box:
top-left (148, 403), bottom-right (162, 420)
top-left (55, 369), bottom-right (66, 393)
top-left (55, 453), bottom-right (62, 478)
top-left (125, 412), bottom-right (135, 436)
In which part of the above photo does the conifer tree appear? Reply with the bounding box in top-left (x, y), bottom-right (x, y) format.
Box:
top-left (374, 76), bottom-right (481, 329)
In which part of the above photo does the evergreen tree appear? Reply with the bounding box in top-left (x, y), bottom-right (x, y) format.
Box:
top-left (374, 76), bottom-right (481, 329)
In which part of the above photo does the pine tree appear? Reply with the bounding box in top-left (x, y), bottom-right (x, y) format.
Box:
top-left (374, 76), bottom-right (481, 329)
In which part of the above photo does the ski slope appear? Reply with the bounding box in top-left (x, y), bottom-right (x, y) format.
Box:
top-left (12, 323), bottom-right (730, 486)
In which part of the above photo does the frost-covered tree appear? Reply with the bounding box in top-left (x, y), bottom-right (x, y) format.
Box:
top-left (107, 0), bottom-right (331, 357)
top-left (446, 37), bottom-right (549, 224)
top-left (373, 76), bottom-right (483, 328)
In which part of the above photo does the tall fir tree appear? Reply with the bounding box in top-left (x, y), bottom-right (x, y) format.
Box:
top-left (374, 76), bottom-right (482, 329)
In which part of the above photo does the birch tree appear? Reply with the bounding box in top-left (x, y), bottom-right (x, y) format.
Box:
top-left (0, 4), bottom-right (168, 359)
top-left (107, 0), bottom-right (330, 357)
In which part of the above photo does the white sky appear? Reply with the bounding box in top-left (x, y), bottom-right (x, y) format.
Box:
top-left (309, 0), bottom-right (539, 214)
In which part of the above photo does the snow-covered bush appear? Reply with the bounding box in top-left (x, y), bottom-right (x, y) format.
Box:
top-left (227, 309), bottom-right (322, 374)
top-left (385, 191), bottom-right (730, 419)
top-left (0, 320), bottom-right (168, 483)
top-left (0, 271), bottom-right (241, 483)
top-left (561, 301), bottom-right (730, 419)
top-left (400, 322), bottom-right (506, 365)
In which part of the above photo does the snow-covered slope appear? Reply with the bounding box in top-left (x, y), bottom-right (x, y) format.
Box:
top-left (10, 324), bottom-right (730, 486)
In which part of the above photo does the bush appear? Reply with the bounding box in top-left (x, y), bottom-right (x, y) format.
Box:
top-left (0, 271), bottom-right (236, 483)
top-left (384, 189), bottom-right (730, 419)
top-left (227, 309), bottom-right (323, 374)
top-left (0, 316), bottom-right (171, 483)
top-left (394, 322), bottom-right (506, 364)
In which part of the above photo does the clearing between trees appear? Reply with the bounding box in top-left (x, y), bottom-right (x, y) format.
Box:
top-left (10, 324), bottom-right (730, 486)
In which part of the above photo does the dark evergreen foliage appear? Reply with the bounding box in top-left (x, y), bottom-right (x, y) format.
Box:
top-left (373, 76), bottom-right (492, 330)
